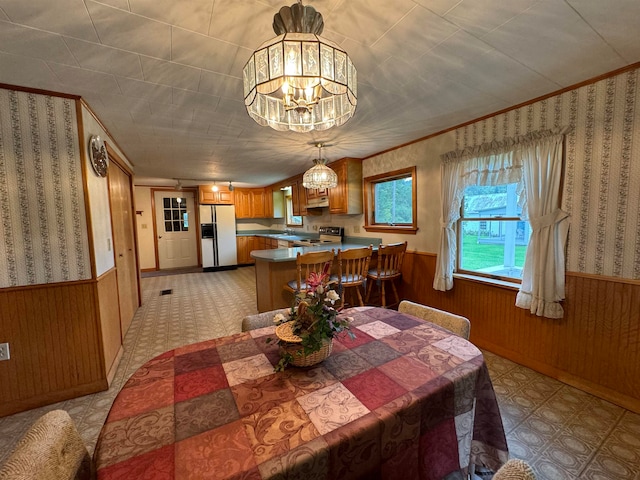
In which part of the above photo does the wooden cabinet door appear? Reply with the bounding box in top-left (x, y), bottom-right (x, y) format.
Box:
top-left (218, 189), bottom-right (234, 204)
top-left (234, 189), bottom-right (250, 218)
top-left (291, 180), bottom-right (301, 216)
top-left (251, 189), bottom-right (267, 218)
top-left (329, 159), bottom-right (348, 214)
top-left (199, 185), bottom-right (234, 204)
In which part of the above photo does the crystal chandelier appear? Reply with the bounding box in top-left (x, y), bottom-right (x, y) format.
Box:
top-left (243, 1), bottom-right (357, 133)
top-left (303, 143), bottom-right (337, 189)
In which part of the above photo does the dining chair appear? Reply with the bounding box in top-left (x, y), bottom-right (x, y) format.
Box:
top-left (283, 249), bottom-right (335, 294)
top-left (334, 245), bottom-right (373, 308)
top-left (365, 241), bottom-right (407, 308)
top-left (398, 300), bottom-right (470, 340)
top-left (241, 308), bottom-right (290, 331)
top-left (492, 459), bottom-right (537, 479)
top-left (0, 409), bottom-right (94, 480)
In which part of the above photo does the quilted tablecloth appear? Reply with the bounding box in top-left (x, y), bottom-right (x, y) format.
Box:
top-left (94, 306), bottom-right (508, 479)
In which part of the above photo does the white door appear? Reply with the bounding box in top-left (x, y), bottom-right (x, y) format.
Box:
top-left (154, 190), bottom-right (198, 269)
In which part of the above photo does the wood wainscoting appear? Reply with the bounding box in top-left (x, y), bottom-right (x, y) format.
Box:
top-left (401, 251), bottom-right (640, 413)
top-left (0, 269), bottom-right (121, 417)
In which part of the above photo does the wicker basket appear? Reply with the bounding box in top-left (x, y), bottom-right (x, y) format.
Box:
top-left (275, 322), bottom-right (333, 367)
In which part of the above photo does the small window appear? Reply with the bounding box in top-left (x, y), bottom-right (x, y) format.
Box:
top-left (162, 197), bottom-right (189, 232)
top-left (457, 184), bottom-right (529, 281)
top-left (364, 166), bottom-right (417, 234)
top-left (284, 188), bottom-right (302, 227)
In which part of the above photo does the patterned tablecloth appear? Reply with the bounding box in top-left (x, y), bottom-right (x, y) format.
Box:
top-left (94, 307), bottom-right (508, 480)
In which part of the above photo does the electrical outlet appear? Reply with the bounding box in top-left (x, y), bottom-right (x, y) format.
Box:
top-left (0, 343), bottom-right (9, 361)
top-left (353, 225), bottom-right (360, 233)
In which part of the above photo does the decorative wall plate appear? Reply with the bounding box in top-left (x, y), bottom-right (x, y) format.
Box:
top-left (89, 135), bottom-right (108, 177)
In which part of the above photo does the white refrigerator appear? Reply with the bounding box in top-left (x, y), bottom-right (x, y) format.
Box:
top-left (199, 205), bottom-right (238, 270)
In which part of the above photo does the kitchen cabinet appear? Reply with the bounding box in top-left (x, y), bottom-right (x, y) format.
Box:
top-left (235, 188), bottom-right (273, 218)
top-left (328, 158), bottom-right (363, 214)
top-left (198, 185), bottom-right (234, 205)
top-left (290, 177), bottom-right (307, 216)
top-left (306, 187), bottom-right (329, 200)
top-left (236, 236), bottom-right (255, 265)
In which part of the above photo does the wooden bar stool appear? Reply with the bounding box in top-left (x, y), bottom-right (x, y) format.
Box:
top-left (283, 249), bottom-right (335, 294)
top-left (334, 245), bottom-right (373, 308)
top-left (365, 241), bottom-right (407, 308)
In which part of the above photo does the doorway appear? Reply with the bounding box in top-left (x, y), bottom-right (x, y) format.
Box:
top-left (153, 190), bottom-right (198, 269)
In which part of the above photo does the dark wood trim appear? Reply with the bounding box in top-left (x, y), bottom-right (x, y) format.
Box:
top-left (566, 270), bottom-right (640, 286)
top-left (363, 226), bottom-right (418, 234)
top-left (364, 62), bottom-right (640, 160)
top-left (0, 82), bottom-right (81, 100)
top-left (75, 99), bottom-right (99, 281)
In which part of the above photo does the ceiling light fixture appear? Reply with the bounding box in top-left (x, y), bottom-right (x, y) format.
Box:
top-left (243, 0), bottom-right (357, 133)
top-left (211, 181), bottom-right (219, 192)
top-left (228, 181), bottom-right (235, 192)
top-left (303, 143), bottom-right (337, 189)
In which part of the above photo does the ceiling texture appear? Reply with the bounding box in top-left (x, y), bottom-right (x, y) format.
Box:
top-left (0, 0), bottom-right (638, 187)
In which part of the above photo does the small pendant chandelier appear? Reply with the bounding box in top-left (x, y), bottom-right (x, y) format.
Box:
top-left (243, 1), bottom-right (357, 133)
top-left (303, 143), bottom-right (337, 189)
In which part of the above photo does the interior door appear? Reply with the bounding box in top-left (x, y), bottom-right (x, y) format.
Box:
top-left (108, 157), bottom-right (140, 337)
top-left (154, 190), bottom-right (198, 269)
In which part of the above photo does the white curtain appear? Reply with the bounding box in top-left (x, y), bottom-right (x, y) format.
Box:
top-left (434, 142), bottom-right (524, 292)
top-left (514, 133), bottom-right (569, 318)
top-left (433, 159), bottom-right (463, 291)
top-left (434, 128), bottom-right (569, 319)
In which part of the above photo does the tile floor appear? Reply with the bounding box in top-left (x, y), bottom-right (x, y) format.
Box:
top-left (1, 267), bottom-right (639, 479)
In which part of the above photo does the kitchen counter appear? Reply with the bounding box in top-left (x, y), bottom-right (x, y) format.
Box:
top-left (251, 243), bottom-right (380, 312)
top-left (251, 242), bottom-right (379, 262)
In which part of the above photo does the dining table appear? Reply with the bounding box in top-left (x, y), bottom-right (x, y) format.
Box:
top-left (93, 306), bottom-right (508, 480)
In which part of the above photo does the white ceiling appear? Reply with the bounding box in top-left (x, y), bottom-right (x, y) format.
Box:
top-left (0, 0), bottom-right (638, 187)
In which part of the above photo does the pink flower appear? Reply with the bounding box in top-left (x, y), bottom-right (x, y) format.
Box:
top-left (306, 262), bottom-right (331, 293)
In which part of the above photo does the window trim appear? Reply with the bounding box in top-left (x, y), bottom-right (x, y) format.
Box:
top-left (363, 166), bottom-right (418, 234)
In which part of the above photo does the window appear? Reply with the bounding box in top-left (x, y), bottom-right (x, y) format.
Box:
top-left (457, 183), bottom-right (529, 282)
top-left (364, 166), bottom-right (417, 233)
top-left (284, 187), bottom-right (302, 227)
top-left (163, 197), bottom-right (189, 232)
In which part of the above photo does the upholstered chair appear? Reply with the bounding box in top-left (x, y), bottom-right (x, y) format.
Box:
top-left (398, 300), bottom-right (471, 340)
top-left (492, 459), bottom-right (537, 480)
top-left (0, 409), bottom-right (94, 480)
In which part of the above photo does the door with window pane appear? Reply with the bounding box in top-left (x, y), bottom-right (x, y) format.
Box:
top-left (154, 191), bottom-right (197, 269)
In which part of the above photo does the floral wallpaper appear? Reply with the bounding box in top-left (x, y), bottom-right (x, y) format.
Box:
top-left (0, 89), bottom-right (91, 288)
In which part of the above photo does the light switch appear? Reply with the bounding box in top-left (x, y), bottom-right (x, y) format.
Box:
top-left (142, 224), bottom-right (148, 229)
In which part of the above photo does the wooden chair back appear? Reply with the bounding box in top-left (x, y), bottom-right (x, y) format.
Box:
top-left (337, 245), bottom-right (373, 286)
top-left (292, 249), bottom-right (335, 292)
top-left (336, 246), bottom-right (373, 307)
top-left (373, 241), bottom-right (407, 279)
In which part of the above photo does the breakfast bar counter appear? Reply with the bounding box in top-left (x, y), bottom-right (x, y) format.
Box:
top-left (252, 244), bottom-right (377, 312)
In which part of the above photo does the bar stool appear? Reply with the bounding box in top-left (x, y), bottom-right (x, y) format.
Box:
top-left (283, 249), bottom-right (335, 294)
top-left (334, 245), bottom-right (373, 308)
top-left (365, 241), bottom-right (407, 308)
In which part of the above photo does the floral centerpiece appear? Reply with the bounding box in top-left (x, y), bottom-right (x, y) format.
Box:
top-left (269, 263), bottom-right (354, 371)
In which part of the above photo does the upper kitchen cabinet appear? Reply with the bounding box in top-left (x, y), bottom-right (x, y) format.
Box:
top-left (328, 158), bottom-right (363, 215)
top-left (198, 185), bottom-right (234, 205)
top-left (290, 177), bottom-right (307, 217)
top-left (235, 188), bottom-right (274, 218)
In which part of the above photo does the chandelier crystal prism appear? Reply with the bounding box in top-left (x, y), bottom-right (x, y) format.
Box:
top-left (243, 1), bottom-right (357, 133)
top-left (303, 143), bottom-right (337, 189)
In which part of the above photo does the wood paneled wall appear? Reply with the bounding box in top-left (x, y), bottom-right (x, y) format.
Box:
top-left (401, 251), bottom-right (640, 413)
top-left (0, 277), bottom-right (115, 416)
